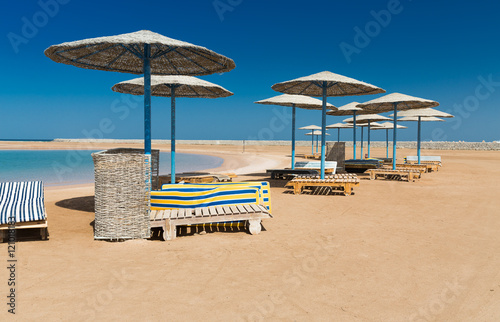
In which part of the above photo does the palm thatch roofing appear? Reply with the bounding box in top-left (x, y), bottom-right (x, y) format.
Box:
top-left (271, 71), bottom-right (385, 97)
top-left (112, 75), bottom-right (233, 98)
top-left (398, 116), bottom-right (445, 122)
top-left (356, 93), bottom-right (439, 113)
top-left (45, 30), bottom-right (235, 75)
top-left (343, 114), bottom-right (391, 124)
top-left (255, 94), bottom-right (336, 110)
top-left (299, 125), bottom-right (322, 130)
top-left (391, 108), bottom-right (453, 118)
top-left (327, 102), bottom-right (373, 116)
top-left (326, 122), bottom-right (353, 129)
top-left (377, 122), bottom-right (408, 129)
top-left (306, 131), bottom-right (330, 136)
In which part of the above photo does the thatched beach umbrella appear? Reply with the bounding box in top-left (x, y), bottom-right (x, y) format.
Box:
top-left (391, 109), bottom-right (454, 164)
top-left (272, 71), bottom-right (385, 178)
top-left (343, 114), bottom-right (391, 158)
top-left (45, 30), bottom-right (235, 157)
top-left (326, 122), bottom-right (353, 143)
top-left (377, 122), bottom-right (408, 159)
top-left (306, 130), bottom-right (330, 154)
top-left (357, 93), bottom-right (439, 169)
top-left (255, 94), bottom-right (336, 169)
top-left (112, 75), bottom-right (233, 183)
top-left (299, 125), bottom-right (322, 154)
top-left (397, 115), bottom-right (448, 164)
top-left (328, 102), bottom-right (375, 159)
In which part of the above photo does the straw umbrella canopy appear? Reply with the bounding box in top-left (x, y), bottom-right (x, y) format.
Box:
top-left (45, 30), bottom-right (235, 157)
top-left (272, 71), bottom-right (385, 178)
top-left (299, 125), bottom-right (322, 154)
top-left (357, 93), bottom-right (439, 169)
top-left (326, 122), bottom-right (353, 142)
top-left (397, 115), bottom-right (448, 164)
top-left (373, 122), bottom-right (408, 159)
top-left (390, 108), bottom-right (453, 164)
top-left (306, 131), bottom-right (330, 154)
top-left (327, 102), bottom-right (375, 159)
top-left (343, 114), bottom-right (391, 158)
top-left (112, 75), bottom-right (233, 183)
top-left (255, 94), bottom-right (336, 169)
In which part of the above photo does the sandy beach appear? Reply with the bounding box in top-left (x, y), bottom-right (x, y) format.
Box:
top-left (1, 141), bottom-right (500, 321)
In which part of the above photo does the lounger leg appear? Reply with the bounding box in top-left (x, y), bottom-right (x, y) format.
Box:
top-left (370, 171), bottom-right (375, 180)
top-left (41, 228), bottom-right (48, 240)
top-left (163, 220), bottom-right (176, 241)
top-left (248, 219), bottom-right (262, 235)
top-left (344, 184), bottom-right (351, 196)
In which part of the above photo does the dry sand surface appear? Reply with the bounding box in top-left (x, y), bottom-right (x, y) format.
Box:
top-left (1, 142), bottom-right (500, 321)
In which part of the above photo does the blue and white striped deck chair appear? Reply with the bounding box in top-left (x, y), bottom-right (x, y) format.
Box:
top-left (161, 181), bottom-right (272, 214)
top-left (151, 185), bottom-right (261, 210)
top-left (0, 181), bottom-right (48, 241)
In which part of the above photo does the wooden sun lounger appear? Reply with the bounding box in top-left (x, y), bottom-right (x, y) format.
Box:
top-left (365, 169), bottom-right (421, 182)
top-left (150, 204), bottom-right (272, 241)
top-left (404, 160), bottom-right (441, 171)
top-left (285, 174), bottom-right (360, 196)
top-left (159, 173), bottom-right (232, 185)
top-left (383, 164), bottom-right (429, 173)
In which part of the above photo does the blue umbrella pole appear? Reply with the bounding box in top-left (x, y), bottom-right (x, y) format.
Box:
top-left (291, 104), bottom-right (296, 169)
top-left (143, 44), bottom-right (151, 155)
top-left (316, 135), bottom-right (319, 154)
top-left (311, 133), bottom-right (314, 155)
top-left (417, 116), bottom-right (422, 164)
top-left (368, 120), bottom-right (371, 158)
top-left (386, 129), bottom-right (389, 159)
top-left (337, 128), bottom-right (340, 143)
top-left (393, 103), bottom-right (398, 170)
top-left (170, 87), bottom-right (176, 184)
top-left (320, 82), bottom-right (327, 179)
top-left (353, 111), bottom-right (357, 160)
top-left (361, 127), bottom-right (364, 159)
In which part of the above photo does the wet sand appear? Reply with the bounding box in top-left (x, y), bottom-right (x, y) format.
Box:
top-left (1, 142), bottom-right (500, 321)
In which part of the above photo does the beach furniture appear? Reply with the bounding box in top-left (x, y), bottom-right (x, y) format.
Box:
top-left (160, 182), bottom-right (272, 214)
top-left (150, 184), bottom-right (271, 240)
top-left (0, 181), bottom-right (48, 242)
top-left (159, 172), bottom-right (232, 185)
top-left (405, 156), bottom-right (442, 167)
top-left (295, 161), bottom-right (337, 174)
top-left (365, 169), bottom-right (421, 182)
top-left (344, 159), bottom-right (383, 173)
top-left (385, 164), bottom-right (433, 173)
top-left (266, 168), bottom-right (319, 180)
top-left (285, 174), bottom-right (359, 196)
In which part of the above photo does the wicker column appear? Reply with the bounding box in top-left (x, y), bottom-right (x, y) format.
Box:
top-left (92, 148), bottom-right (159, 240)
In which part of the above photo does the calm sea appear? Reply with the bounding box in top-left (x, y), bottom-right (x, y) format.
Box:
top-left (0, 150), bottom-right (223, 186)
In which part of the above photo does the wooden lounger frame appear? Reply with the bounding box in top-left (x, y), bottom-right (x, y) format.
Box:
top-left (366, 169), bottom-right (421, 182)
top-left (0, 220), bottom-right (48, 242)
top-left (285, 174), bottom-right (360, 196)
top-left (405, 160), bottom-right (441, 171)
top-left (150, 204), bottom-right (272, 241)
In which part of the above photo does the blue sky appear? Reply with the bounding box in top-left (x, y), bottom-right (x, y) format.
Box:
top-left (1, 0), bottom-right (499, 142)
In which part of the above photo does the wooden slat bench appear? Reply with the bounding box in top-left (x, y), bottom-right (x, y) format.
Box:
top-left (404, 161), bottom-right (441, 171)
top-left (150, 204), bottom-right (272, 241)
top-left (383, 164), bottom-right (429, 173)
top-left (366, 169), bottom-right (421, 182)
top-left (285, 174), bottom-right (360, 196)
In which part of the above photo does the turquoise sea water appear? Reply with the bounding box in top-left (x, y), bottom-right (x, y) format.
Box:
top-left (0, 150), bottom-right (223, 186)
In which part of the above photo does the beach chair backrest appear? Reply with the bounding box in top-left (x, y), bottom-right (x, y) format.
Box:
top-left (160, 181), bottom-right (272, 214)
top-left (405, 156), bottom-right (441, 162)
top-left (0, 181), bottom-right (46, 225)
top-left (294, 161), bottom-right (337, 169)
top-left (151, 185), bottom-right (261, 210)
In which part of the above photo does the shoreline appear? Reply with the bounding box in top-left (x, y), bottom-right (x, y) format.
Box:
top-left (0, 141), bottom-right (290, 189)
